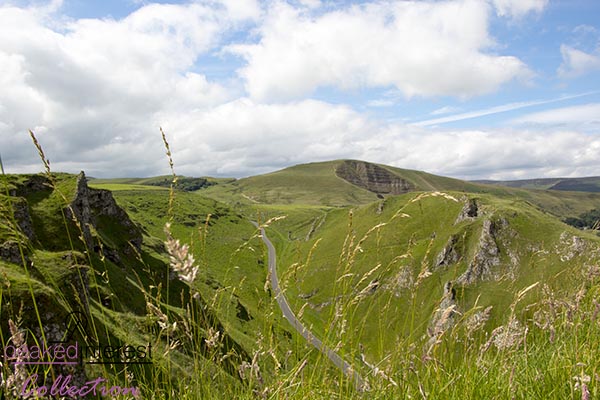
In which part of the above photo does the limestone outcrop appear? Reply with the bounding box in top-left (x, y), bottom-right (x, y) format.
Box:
top-left (335, 160), bottom-right (413, 195)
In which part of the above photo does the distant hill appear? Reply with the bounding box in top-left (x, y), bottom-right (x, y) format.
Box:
top-left (199, 160), bottom-right (600, 220)
top-left (474, 176), bottom-right (600, 193)
top-left (200, 159), bottom-right (488, 207)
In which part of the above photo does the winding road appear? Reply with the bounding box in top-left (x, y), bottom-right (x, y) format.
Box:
top-left (252, 222), bottom-right (366, 390)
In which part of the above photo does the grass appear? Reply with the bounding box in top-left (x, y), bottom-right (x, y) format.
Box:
top-left (3, 136), bottom-right (600, 399)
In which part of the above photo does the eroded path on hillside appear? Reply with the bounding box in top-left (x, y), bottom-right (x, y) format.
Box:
top-left (252, 222), bottom-right (366, 390)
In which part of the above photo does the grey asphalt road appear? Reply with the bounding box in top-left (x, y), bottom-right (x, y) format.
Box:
top-left (252, 222), bottom-right (366, 390)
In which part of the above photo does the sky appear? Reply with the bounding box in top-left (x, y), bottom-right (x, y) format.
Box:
top-left (0, 0), bottom-right (599, 180)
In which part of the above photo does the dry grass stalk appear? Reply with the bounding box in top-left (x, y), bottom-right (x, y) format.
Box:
top-left (164, 222), bottom-right (199, 284)
top-left (3, 319), bottom-right (28, 399)
top-left (160, 127), bottom-right (178, 222)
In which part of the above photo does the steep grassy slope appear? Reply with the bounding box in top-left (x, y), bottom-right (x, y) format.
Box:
top-left (264, 191), bottom-right (600, 368)
top-left (0, 173), bottom-right (315, 398)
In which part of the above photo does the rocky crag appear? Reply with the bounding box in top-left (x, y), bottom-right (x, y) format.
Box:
top-left (335, 160), bottom-right (413, 195)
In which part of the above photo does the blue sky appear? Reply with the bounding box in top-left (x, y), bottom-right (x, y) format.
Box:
top-left (1, 0), bottom-right (599, 179)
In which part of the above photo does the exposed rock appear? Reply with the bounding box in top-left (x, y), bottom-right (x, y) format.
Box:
top-left (0, 241), bottom-right (23, 264)
top-left (390, 265), bottom-right (413, 295)
top-left (455, 198), bottom-right (478, 224)
top-left (15, 174), bottom-right (51, 196)
top-left (464, 306), bottom-right (493, 339)
top-left (298, 288), bottom-right (318, 299)
top-left (457, 219), bottom-right (501, 285)
top-left (335, 160), bottom-right (413, 195)
top-left (12, 196), bottom-right (36, 241)
top-left (69, 171), bottom-right (142, 255)
top-left (376, 200), bottom-right (385, 215)
top-left (435, 235), bottom-right (460, 268)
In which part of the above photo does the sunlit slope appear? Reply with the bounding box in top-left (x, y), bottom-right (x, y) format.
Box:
top-left (201, 161), bottom-right (380, 206)
top-left (200, 159), bottom-right (484, 207)
top-left (266, 191), bottom-right (600, 361)
top-left (201, 159), bottom-right (600, 219)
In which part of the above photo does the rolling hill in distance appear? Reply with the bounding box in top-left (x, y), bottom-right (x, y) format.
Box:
top-left (3, 159), bottom-right (600, 398)
top-left (474, 176), bottom-right (600, 192)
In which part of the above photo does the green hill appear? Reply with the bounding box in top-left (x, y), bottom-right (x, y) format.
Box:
top-left (201, 159), bottom-right (600, 220)
top-left (0, 172), bottom-right (308, 398)
top-left (475, 176), bottom-right (600, 192)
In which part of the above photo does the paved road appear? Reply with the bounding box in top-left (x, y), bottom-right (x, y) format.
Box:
top-left (252, 222), bottom-right (366, 390)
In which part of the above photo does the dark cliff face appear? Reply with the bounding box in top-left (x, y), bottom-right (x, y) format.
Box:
top-left (335, 160), bottom-right (413, 195)
top-left (1, 172), bottom-right (142, 265)
top-left (69, 172), bottom-right (142, 258)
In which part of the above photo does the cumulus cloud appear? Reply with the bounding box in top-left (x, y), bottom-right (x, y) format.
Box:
top-left (230, 0), bottom-right (531, 101)
top-left (0, 1), bottom-right (248, 176)
top-left (157, 98), bottom-right (375, 176)
top-left (152, 98), bottom-right (600, 180)
top-left (558, 45), bottom-right (600, 78)
top-left (491, 0), bottom-right (547, 18)
top-left (0, 0), bottom-right (596, 182)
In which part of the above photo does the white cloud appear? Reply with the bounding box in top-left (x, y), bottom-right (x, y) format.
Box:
top-left (558, 45), bottom-right (600, 78)
top-left (511, 103), bottom-right (600, 131)
top-left (220, 0), bottom-right (261, 22)
top-left (0, 1), bottom-right (242, 176)
top-left (0, 1), bottom-right (596, 182)
top-left (298, 0), bottom-right (322, 9)
top-left (157, 98), bottom-right (375, 176)
top-left (357, 128), bottom-right (600, 180)
top-left (151, 98), bottom-right (600, 180)
top-left (230, 0), bottom-right (531, 102)
top-left (491, 0), bottom-right (547, 18)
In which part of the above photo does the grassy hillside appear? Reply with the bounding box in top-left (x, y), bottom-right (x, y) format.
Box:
top-left (268, 191), bottom-right (596, 340)
top-left (200, 161), bottom-right (379, 206)
top-left (0, 173), bottom-right (331, 399)
top-left (200, 160), bottom-right (600, 221)
top-left (4, 159), bottom-right (600, 399)
top-left (476, 176), bottom-right (600, 192)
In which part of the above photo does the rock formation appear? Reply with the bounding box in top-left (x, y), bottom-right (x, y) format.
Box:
top-left (457, 219), bottom-right (501, 284)
top-left (435, 234), bottom-right (461, 268)
top-left (68, 172), bottom-right (142, 261)
top-left (335, 160), bottom-right (413, 195)
top-left (455, 198), bottom-right (479, 224)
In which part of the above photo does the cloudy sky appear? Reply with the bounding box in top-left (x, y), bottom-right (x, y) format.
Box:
top-left (1, 0), bottom-right (599, 180)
